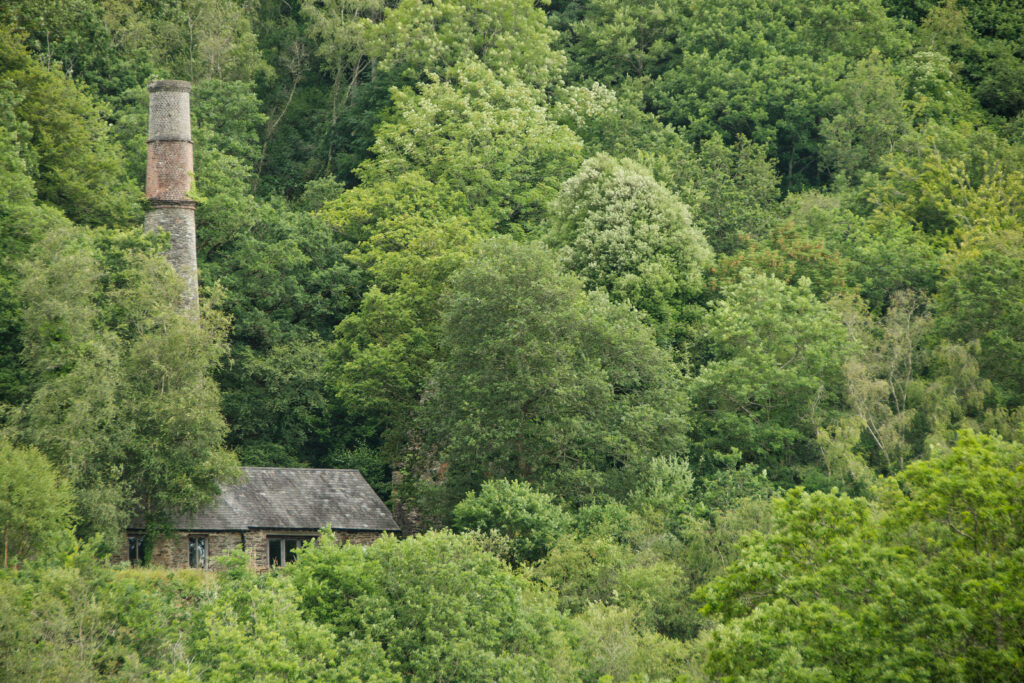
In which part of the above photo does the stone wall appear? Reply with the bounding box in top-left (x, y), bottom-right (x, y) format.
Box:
top-left (245, 529), bottom-right (382, 570)
top-left (245, 528), bottom-right (269, 569)
top-left (336, 530), bottom-right (381, 545)
top-left (113, 528), bottom-right (385, 570)
top-left (111, 531), bottom-right (244, 569)
top-left (110, 536), bottom-right (129, 564)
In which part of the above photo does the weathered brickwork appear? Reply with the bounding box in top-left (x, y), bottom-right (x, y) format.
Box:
top-left (114, 528), bottom-right (385, 570)
top-left (146, 140), bottom-right (193, 201)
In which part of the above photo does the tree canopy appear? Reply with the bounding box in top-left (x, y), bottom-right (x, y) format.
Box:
top-left (1, 0), bottom-right (1023, 678)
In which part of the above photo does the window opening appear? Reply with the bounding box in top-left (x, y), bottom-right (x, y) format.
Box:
top-left (189, 536), bottom-right (207, 569)
top-left (128, 536), bottom-right (146, 567)
top-left (267, 536), bottom-right (314, 567)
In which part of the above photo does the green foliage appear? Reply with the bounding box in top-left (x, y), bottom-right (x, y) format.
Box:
top-left (0, 109), bottom-right (71, 405)
top-left (359, 61), bottom-right (583, 233)
top-left (833, 289), bottom-right (1002, 479)
top-left (0, 1), bottom-right (1022, 679)
top-left (774, 191), bottom-right (942, 312)
top-left (1, 0), bottom-right (157, 98)
top-left (413, 238), bottom-right (690, 511)
top-left (697, 431), bottom-right (1024, 680)
top-left (555, 0), bottom-right (678, 88)
top-left (452, 479), bottom-right (570, 566)
top-left (375, 0), bottom-right (565, 89)
top-left (10, 225), bottom-right (236, 544)
top-left (537, 462), bottom-right (776, 643)
top-left (327, 172), bottom-right (478, 438)
top-left (153, 0), bottom-right (273, 84)
top-left (933, 229), bottom-right (1024, 405)
top-left (820, 54), bottom-right (912, 181)
top-left (0, 437), bottom-right (72, 567)
top-left (835, 290), bottom-right (934, 474)
top-left (625, 455), bottom-right (696, 520)
top-left (186, 92), bottom-right (363, 465)
top-left (548, 154), bottom-right (713, 345)
top-left (538, 532), bottom-right (691, 639)
top-left (713, 219), bottom-right (851, 302)
top-left (898, 0), bottom-right (1024, 119)
top-left (570, 605), bottom-right (689, 683)
top-left (0, 28), bottom-right (141, 227)
top-left (647, 0), bottom-right (911, 188)
top-left (691, 272), bottom-right (851, 482)
top-left (549, 83), bottom-right (684, 161)
top-left (861, 120), bottom-right (1024, 244)
top-left (200, 196), bottom-right (361, 466)
top-left (193, 79), bottom-right (267, 170)
top-left (670, 134), bottom-right (781, 256)
top-left (289, 530), bottom-right (572, 682)
top-left (157, 550), bottom-right (364, 682)
top-left (0, 557), bottom-right (208, 681)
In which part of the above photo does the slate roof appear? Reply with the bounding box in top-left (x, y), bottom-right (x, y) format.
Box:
top-left (135, 467), bottom-right (399, 532)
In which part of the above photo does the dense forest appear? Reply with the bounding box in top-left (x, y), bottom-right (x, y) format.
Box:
top-left (1, 0), bottom-right (1023, 679)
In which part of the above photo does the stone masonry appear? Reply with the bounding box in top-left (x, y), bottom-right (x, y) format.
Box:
top-left (112, 529), bottom-right (382, 570)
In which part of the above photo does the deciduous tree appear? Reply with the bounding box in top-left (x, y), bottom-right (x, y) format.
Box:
top-left (413, 238), bottom-right (690, 509)
top-left (548, 154), bottom-right (712, 346)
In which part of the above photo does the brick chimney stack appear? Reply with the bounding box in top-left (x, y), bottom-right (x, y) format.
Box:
top-left (145, 80), bottom-right (198, 314)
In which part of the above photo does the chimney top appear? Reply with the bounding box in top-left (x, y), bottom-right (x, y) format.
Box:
top-left (148, 80), bottom-right (192, 93)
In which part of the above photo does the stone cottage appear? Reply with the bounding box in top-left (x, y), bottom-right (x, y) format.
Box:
top-left (113, 467), bottom-right (400, 570)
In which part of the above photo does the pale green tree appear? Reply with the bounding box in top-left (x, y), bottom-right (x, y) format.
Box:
top-left (375, 0), bottom-right (565, 88)
top-left (933, 229), bottom-right (1024, 405)
top-left (157, 550), bottom-right (384, 682)
top-left (327, 172), bottom-right (479, 439)
top-left (452, 479), bottom-right (570, 566)
top-left (289, 530), bottom-right (574, 682)
top-left (820, 54), bottom-right (912, 181)
top-left (0, 438), bottom-right (72, 567)
top-left (0, 29), bottom-right (140, 228)
top-left (548, 154), bottom-right (713, 346)
top-left (13, 226), bottom-right (236, 545)
top-left (152, 0), bottom-right (272, 83)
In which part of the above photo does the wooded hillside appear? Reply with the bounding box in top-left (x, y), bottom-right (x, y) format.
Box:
top-left (1, 0), bottom-right (1022, 679)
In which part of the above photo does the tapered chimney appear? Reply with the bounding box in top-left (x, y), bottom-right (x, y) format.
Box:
top-left (145, 80), bottom-right (198, 314)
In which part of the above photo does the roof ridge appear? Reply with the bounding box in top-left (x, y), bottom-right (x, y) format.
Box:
top-left (240, 466), bottom-right (360, 472)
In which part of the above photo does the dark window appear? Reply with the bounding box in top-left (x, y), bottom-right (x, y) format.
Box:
top-left (189, 536), bottom-right (207, 569)
top-left (267, 536), bottom-right (313, 567)
top-left (128, 536), bottom-right (146, 567)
